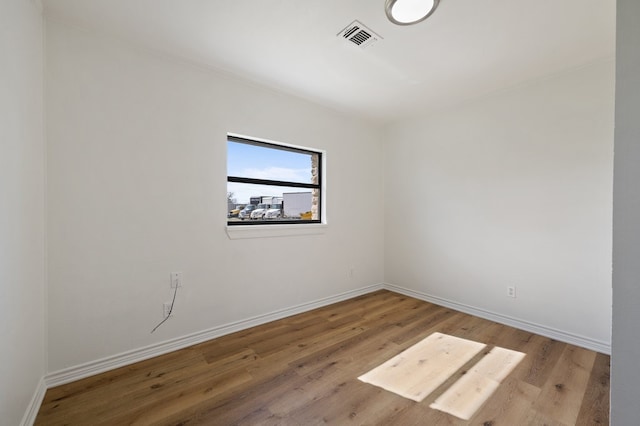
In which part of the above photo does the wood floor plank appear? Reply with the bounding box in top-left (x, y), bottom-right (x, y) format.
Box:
top-left (470, 376), bottom-right (541, 425)
top-left (429, 346), bottom-right (526, 419)
top-left (519, 334), bottom-right (568, 387)
top-left (289, 325), bottom-right (397, 376)
top-left (36, 349), bottom-right (211, 423)
top-left (126, 369), bottom-right (253, 425)
top-left (390, 310), bottom-right (467, 345)
top-left (359, 333), bottom-right (487, 403)
top-left (35, 290), bottom-right (610, 425)
top-left (575, 352), bottom-right (610, 425)
top-left (192, 368), bottom-right (306, 425)
top-left (532, 345), bottom-right (598, 425)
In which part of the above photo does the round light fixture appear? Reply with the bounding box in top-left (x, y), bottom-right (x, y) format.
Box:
top-left (385, 0), bottom-right (440, 26)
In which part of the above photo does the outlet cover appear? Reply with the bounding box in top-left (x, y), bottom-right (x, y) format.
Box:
top-left (170, 272), bottom-right (183, 288)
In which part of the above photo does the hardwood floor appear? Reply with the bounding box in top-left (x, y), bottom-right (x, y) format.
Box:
top-left (35, 290), bottom-right (610, 425)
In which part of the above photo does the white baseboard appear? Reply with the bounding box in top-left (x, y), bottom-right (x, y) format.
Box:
top-left (45, 283), bottom-right (384, 388)
top-left (20, 376), bottom-right (46, 426)
top-left (383, 283), bottom-right (611, 355)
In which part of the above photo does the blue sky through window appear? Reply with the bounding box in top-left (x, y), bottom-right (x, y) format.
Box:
top-left (227, 140), bottom-right (314, 204)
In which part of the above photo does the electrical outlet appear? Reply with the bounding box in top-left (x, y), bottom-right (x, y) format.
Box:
top-left (163, 302), bottom-right (173, 318)
top-left (507, 286), bottom-right (516, 298)
top-left (170, 272), bottom-right (183, 288)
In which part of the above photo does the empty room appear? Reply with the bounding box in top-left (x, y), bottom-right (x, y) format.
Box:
top-left (3, 0), bottom-right (640, 424)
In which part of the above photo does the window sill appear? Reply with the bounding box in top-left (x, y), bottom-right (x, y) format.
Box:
top-left (225, 223), bottom-right (328, 239)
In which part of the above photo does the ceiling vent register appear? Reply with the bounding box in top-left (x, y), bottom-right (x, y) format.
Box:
top-left (337, 21), bottom-right (382, 49)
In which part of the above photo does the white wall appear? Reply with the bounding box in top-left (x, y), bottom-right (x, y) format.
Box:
top-left (45, 20), bottom-right (384, 371)
top-left (384, 60), bottom-right (614, 349)
top-left (611, 0), bottom-right (640, 422)
top-left (0, 0), bottom-right (46, 424)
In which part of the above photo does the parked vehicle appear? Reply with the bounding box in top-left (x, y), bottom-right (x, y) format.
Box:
top-left (251, 196), bottom-right (282, 205)
top-left (264, 204), bottom-right (282, 219)
top-left (238, 204), bottom-right (257, 220)
top-left (250, 203), bottom-right (270, 220)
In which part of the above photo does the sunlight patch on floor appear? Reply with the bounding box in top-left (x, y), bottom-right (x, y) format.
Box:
top-left (358, 332), bottom-right (525, 420)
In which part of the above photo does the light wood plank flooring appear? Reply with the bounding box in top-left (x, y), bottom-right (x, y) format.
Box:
top-left (35, 290), bottom-right (609, 425)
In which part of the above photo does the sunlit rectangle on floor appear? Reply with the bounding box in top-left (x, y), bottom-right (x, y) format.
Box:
top-left (358, 332), bottom-right (486, 402)
top-left (429, 346), bottom-right (526, 420)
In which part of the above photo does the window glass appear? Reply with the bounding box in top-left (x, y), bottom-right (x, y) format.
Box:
top-left (227, 136), bottom-right (322, 225)
top-left (227, 142), bottom-right (314, 184)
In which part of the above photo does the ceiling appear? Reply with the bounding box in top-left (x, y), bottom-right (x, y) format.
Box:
top-left (42, 0), bottom-right (616, 124)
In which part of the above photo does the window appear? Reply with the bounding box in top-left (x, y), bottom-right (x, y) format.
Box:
top-left (227, 135), bottom-right (322, 226)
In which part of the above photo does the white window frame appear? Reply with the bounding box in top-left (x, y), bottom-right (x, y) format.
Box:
top-left (225, 133), bottom-right (327, 239)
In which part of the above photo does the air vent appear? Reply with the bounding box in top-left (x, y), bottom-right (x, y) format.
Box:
top-left (337, 20), bottom-right (382, 49)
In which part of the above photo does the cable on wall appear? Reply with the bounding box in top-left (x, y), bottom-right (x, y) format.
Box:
top-left (150, 285), bottom-right (179, 334)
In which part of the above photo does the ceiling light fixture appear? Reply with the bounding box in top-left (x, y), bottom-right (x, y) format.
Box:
top-left (385, 0), bottom-right (440, 26)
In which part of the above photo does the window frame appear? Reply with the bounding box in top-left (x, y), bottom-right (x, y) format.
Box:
top-left (226, 134), bottom-right (324, 227)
